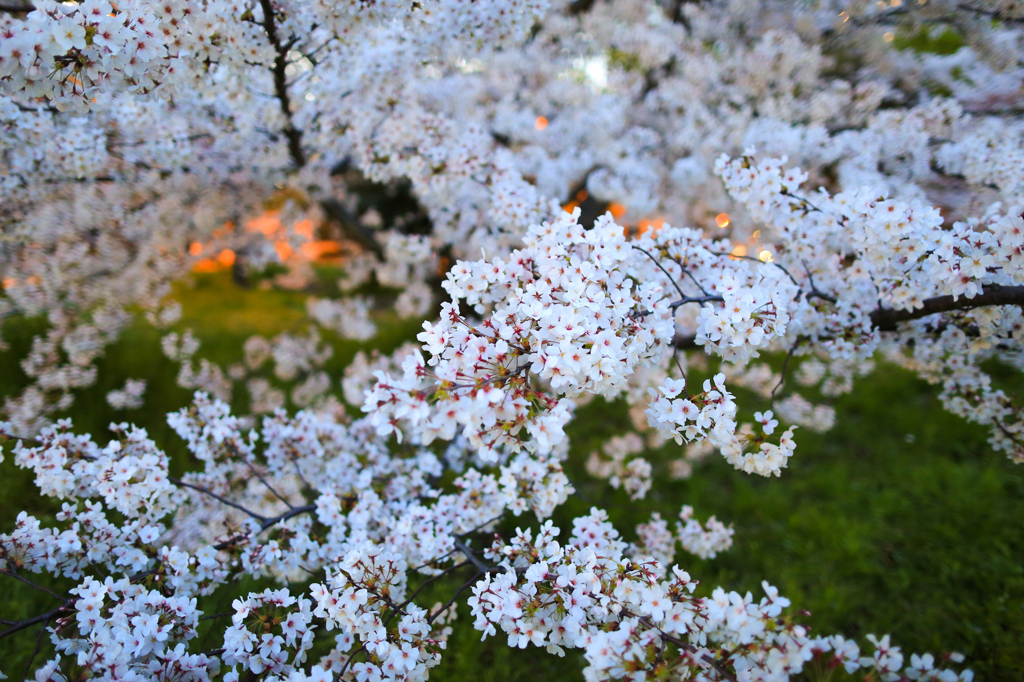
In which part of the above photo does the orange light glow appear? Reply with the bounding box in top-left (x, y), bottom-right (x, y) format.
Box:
top-left (637, 218), bottom-right (665, 236)
top-left (192, 258), bottom-right (220, 273)
top-left (715, 213), bottom-right (730, 228)
top-left (217, 249), bottom-right (236, 267)
top-left (576, 189), bottom-right (588, 202)
top-left (247, 211), bottom-right (281, 236)
top-left (562, 201), bottom-right (578, 213)
top-left (534, 116), bottom-right (548, 131)
top-left (759, 250), bottom-right (773, 263)
top-left (2, 277), bottom-right (16, 289)
top-left (608, 203), bottom-right (627, 219)
top-left (212, 221), bottom-right (236, 238)
top-left (731, 244), bottom-right (747, 259)
top-left (300, 240), bottom-right (345, 262)
top-left (189, 241), bottom-right (203, 256)
top-left (293, 218), bottom-right (314, 240)
top-left (275, 241), bottom-right (293, 261)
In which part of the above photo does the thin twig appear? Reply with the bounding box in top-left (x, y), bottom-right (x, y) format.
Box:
top-left (0, 604), bottom-right (68, 640)
top-left (452, 537), bottom-right (500, 574)
top-left (291, 459), bottom-right (316, 496)
top-left (426, 570), bottom-right (483, 625)
top-left (708, 251), bottom-right (802, 289)
top-left (632, 245), bottom-right (690, 304)
top-left (770, 345), bottom-right (798, 405)
top-left (23, 614), bottom-right (50, 681)
top-left (623, 609), bottom-right (740, 682)
top-left (258, 0), bottom-right (306, 167)
top-left (197, 612), bottom-right (235, 622)
top-left (339, 643), bottom-right (367, 678)
top-left (1, 569), bottom-right (66, 601)
top-left (243, 458), bottom-right (294, 510)
top-left (169, 477), bottom-right (269, 525)
top-left (383, 560), bottom-right (472, 628)
top-left (677, 264), bottom-right (712, 296)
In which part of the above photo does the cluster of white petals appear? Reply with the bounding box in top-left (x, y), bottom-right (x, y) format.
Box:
top-left (3, 0), bottom-right (1024, 677)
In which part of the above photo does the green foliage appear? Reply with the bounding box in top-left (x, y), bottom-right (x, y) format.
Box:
top-left (608, 48), bottom-right (644, 73)
top-left (893, 27), bottom-right (964, 56)
top-left (1, 273), bottom-right (1022, 679)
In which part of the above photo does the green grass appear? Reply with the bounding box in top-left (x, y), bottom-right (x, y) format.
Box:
top-left (893, 26), bottom-right (964, 56)
top-left (1, 273), bottom-right (1022, 680)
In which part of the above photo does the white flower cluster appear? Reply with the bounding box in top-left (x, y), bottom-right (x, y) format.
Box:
top-left (676, 505), bottom-right (735, 561)
top-left (8, 420), bottom-right (176, 520)
top-left (3, 0), bottom-right (1024, 677)
top-left (307, 296), bottom-right (377, 342)
top-left (585, 433), bottom-right (652, 501)
top-left (0, 389), bottom-right (977, 681)
top-left (341, 344), bottom-right (421, 407)
top-left (632, 504), bottom-right (734, 567)
top-left (55, 576), bottom-right (213, 679)
top-left (310, 548), bottom-right (444, 682)
top-left (645, 373), bottom-right (797, 477)
top-left (223, 589), bottom-right (316, 677)
top-left (106, 378), bottom-right (146, 410)
top-left (469, 510), bottom-right (970, 682)
top-left (715, 151), bottom-right (1024, 462)
top-left (364, 208), bottom-right (674, 459)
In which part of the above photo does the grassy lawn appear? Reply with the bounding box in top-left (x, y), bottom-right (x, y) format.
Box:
top-left (1, 272), bottom-right (1022, 680)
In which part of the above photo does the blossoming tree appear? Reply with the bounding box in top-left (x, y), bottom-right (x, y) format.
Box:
top-left (2, 0), bottom-right (1023, 679)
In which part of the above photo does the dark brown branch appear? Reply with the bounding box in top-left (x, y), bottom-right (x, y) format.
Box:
top-left (218, 502), bottom-right (316, 549)
top-left (567, 0), bottom-right (596, 14)
top-left (0, 604), bottom-right (67, 640)
top-left (670, 294), bottom-right (724, 310)
top-left (770, 344), bottom-right (798, 405)
top-left (453, 537), bottom-right (500, 574)
top-left (169, 476), bottom-right (269, 524)
top-left (319, 198), bottom-right (385, 258)
top-left (1, 569), bottom-right (65, 601)
top-left (426, 570), bottom-right (483, 625)
top-left (0, 1), bottom-right (32, 12)
top-left (957, 3), bottom-right (1024, 24)
top-left (870, 285), bottom-right (1024, 331)
top-left (384, 560), bottom-right (472, 627)
top-left (674, 286), bottom-right (1024, 349)
top-left (258, 0), bottom-right (306, 167)
top-left (632, 245), bottom-right (691, 305)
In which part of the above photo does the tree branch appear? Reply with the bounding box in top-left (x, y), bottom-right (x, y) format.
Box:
top-left (0, 604), bottom-right (67, 640)
top-left (453, 537), bottom-right (500, 574)
top-left (957, 3), bottom-right (1024, 24)
top-left (674, 285), bottom-right (1024, 349)
top-left (426, 570), bottom-right (482, 625)
top-left (258, 0), bottom-right (306, 167)
top-left (169, 476), bottom-right (270, 524)
top-left (870, 285), bottom-right (1024, 331)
